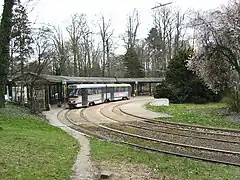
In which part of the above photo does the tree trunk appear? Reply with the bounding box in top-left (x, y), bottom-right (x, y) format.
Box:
top-left (20, 43), bottom-right (24, 104)
top-left (29, 85), bottom-right (35, 113)
top-left (106, 38), bottom-right (110, 77)
top-left (84, 51), bottom-right (87, 76)
top-left (0, 84), bottom-right (5, 108)
top-left (87, 47), bottom-right (91, 77)
top-left (102, 41), bottom-right (106, 77)
top-left (73, 46), bottom-right (78, 76)
top-left (0, 0), bottom-right (15, 108)
top-left (77, 53), bottom-right (82, 77)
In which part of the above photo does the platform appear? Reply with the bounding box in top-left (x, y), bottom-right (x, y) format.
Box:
top-left (120, 98), bottom-right (171, 119)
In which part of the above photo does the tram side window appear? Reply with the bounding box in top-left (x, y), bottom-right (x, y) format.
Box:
top-left (120, 87), bottom-right (125, 92)
top-left (88, 89), bottom-right (92, 95)
top-left (115, 87), bottom-right (126, 92)
top-left (93, 88), bottom-right (97, 94)
top-left (92, 88), bottom-right (99, 94)
top-left (102, 87), bottom-right (106, 93)
top-left (89, 88), bottom-right (97, 95)
top-left (88, 88), bottom-right (102, 95)
top-left (97, 88), bottom-right (102, 94)
top-left (77, 89), bottom-right (81, 95)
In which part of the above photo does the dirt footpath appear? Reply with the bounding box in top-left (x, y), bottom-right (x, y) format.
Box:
top-left (42, 107), bottom-right (97, 180)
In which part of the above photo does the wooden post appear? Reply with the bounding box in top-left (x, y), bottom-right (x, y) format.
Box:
top-left (62, 81), bottom-right (67, 108)
top-left (57, 82), bottom-right (62, 107)
top-left (135, 81), bottom-right (138, 96)
top-left (45, 84), bottom-right (50, 111)
top-left (8, 83), bottom-right (12, 100)
top-left (48, 85), bottom-right (52, 105)
top-left (27, 86), bottom-right (30, 106)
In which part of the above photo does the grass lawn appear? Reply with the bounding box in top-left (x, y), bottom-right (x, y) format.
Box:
top-left (146, 103), bottom-right (240, 129)
top-left (0, 104), bottom-right (79, 180)
top-left (90, 138), bottom-right (240, 180)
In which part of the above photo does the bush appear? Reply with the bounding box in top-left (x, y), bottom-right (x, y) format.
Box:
top-left (189, 96), bottom-right (208, 104)
top-left (153, 82), bottom-right (220, 104)
top-left (153, 82), bottom-right (173, 99)
top-left (153, 47), bottom-right (222, 104)
top-left (222, 90), bottom-right (240, 112)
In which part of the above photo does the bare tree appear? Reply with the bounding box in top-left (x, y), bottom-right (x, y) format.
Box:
top-left (98, 15), bottom-right (113, 77)
top-left (136, 40), bottom-right (147, 75)
top-left (173, 9), bottom-right (187, 55)
top-left (90, 41), bottom-right (102, 77)
top-left (190, 0), bottom-right (240, 111)
top-left (49, 26), bottom-right (67, 75)
top-left (26, 27), bottom-right (53, 112)
top-left (191, 2), bottom-right (240, 90)
top-left (123, 9), bottom-right (140, 49)
top-left (66, 13), bottom-right (87, 76)
top-left (122, 9), bottom-right (144, 78)
top-left (32, 26), bottom-right (53, 72)
top-left (82, 31), bottom-right (92, 76)
top-left (147, 6), bottom-right (189, 77)
top-left (152, 6), bottom-right (174, 73)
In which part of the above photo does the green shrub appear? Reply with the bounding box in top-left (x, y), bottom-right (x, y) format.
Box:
top-left (153, 47), bottom-right (222, 104)
top-left (222, 89), bottom-right (240, 112)
top-left (153, 82), bottom-right (173, 100)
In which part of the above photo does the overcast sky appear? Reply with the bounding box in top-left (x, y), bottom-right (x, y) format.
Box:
top-left (1, 0), bottom-right (229, 54)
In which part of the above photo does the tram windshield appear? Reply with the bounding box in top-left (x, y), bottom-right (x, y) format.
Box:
top-left (68, 88), bottom-right (81, 98)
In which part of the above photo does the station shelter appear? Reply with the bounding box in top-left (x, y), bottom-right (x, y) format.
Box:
top-left (7, 72), bottom-right (164, 111)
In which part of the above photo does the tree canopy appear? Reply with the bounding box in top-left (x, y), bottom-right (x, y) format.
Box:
top-left (154, 47), bottom-right (221, 103)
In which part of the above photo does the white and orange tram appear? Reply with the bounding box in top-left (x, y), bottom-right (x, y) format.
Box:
top-left (67, 83), bottom-right (132, 108)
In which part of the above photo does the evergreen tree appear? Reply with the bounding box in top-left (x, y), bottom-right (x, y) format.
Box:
top-left (0, 0), bottom-right (15, 108)
top-left (154, 47), bottom-right (221, 103)
top-left (123, 47), bottom-right (144, 78)
top-left (146, 27), bottom-right (164, 77)
top-left (11, 4), bottom-right (33, 76)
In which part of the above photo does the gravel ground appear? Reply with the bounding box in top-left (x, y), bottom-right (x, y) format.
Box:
top-left (104, 123), bottom-right (240, 152)
top-left (41, 97), bottom-right (164, 180)
top-left (40, 97), bottom-right (240, 180)
top-left (82, 125), bottom-right (240, 165)
top-left (96, 161), bottom-right (169, 180)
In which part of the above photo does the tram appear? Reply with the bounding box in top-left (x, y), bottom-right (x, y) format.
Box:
top-left (67, 83), bottom-right (132, 108)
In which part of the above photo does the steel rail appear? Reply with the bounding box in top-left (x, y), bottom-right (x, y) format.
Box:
top-left (56, 106), bottom-right (240, 167)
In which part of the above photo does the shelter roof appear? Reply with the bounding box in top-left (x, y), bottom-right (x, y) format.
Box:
top-left (11, 72), bottom-right (164, 85)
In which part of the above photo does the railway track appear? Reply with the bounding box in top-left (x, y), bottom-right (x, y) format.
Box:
top-left (101, 102), bottom-right (240, 144)
top-left (118, 104), bottom-right (240, 137)
top-left (57, 104), bottom-right (240, 167)
top-left (109, 101), bottom-right (240, 140)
